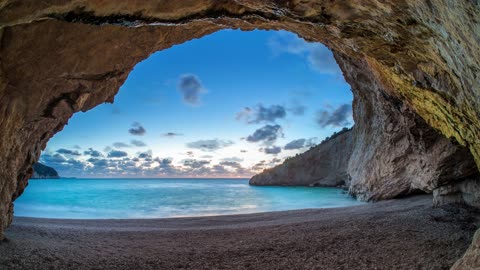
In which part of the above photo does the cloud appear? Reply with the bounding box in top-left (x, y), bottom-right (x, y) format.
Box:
top-left (138, 150), bottom-right (152, 159)
top-left (72, 145), bottom-right (82, 150)
top-left (177, 74), bottom-right (207, 106)
top-left (161, 132), bottom-right (183, 138)
top-left (84, 148), bottom-right (103, 157)
top-left (113, 142), bottom-right (131, 148)
top-left (316, 104), bottom-right (352, 128)
top-left (131, 140), bottom-right (147, 147)
top-left (219, 161), bottom-right (242, 168)
top-left (154, 157), bottom-right (173, 167)
top-left (261, 146), bottom-right (282, 155)
top-left (246, 125), bottom-right (283, 144)
top-left (284, 139), bottom-right (306, 150)
top-left (268, 31), bottom-right (341, 75)
top-left (288, 103), bottom-right (306, 116)
top-left (221, 157), bottom-right (244, 162)
top-left (88, 158), bottom-right (108, 168)
top-left (183, 159), bottom-right (211, 169)
top-left (240, 150), bottom-right (248, 153)
top-left (252, 160), bottom-right (267, 171)
top-left (41, 153), bottom-right (67, 164)
top-left (56, 148), bottom-right (81, 156)
top-left (236, 104), bottom-right (286, 124)
top-left (186, 139), bottom-right (234, 152)
top-left (129, 122), bottom-right (146, 136)
top-left (107, 150), bottom-right (128, 158)
top-left (270, 158), bottom-right (282, 164)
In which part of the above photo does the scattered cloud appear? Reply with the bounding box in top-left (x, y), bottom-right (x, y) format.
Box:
top-left (261, 146), bottom-right (282, 155)
top-left (219, 161), bottom-right (242, 168)
top-left (41, 151), bottom-right (259, 178)
top-left (161, 132), bottom-right (183, 138)
top-left (56, 148), bottom-right (81, 156)
top-left (270, 158), bottom-right (282, 164)
top-left (138, 150), bottom-right (153, 159)
top-left (221, 157), bottom-right (244, 162)
top-left (186, 139), bottom-right (234, 152)
top-left (113, 142), bottom-right (131, 148)
top-left (284, 139), bottom-right (306, 150)
top-left (236, 104), bottom-right (286, 124)
top-left (41, 153), bottom-right (67, 163)
top-left (177, 74), bottom-right (207, 106)
top-left (288, 103), bottom-right (306, 116)
top-left (131, 140), bottom-right (147, 147)
top-left (316, 104), bottom-right (352, 128)
top-left (252, 160), bottom-right (267, 171)
top-left (183, 159), bottom-right (211, 169)
top-left (83, 148), bottom-right (103, 157)
top-left (284, 138), bottom-right (318, 150)
top-left (129, 122), bottom-right (146, 136)
top-left (268, 31), bottom-right (341, 75)
top-left (107, 150), bottom-right (128, 158)
top-left (72, 145), bottom-right (82, 150)
top-left (246, 124), bottom-right (283, 144)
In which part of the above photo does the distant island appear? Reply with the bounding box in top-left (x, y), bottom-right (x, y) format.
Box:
top-left (31, 163), bottom-right (59, 179)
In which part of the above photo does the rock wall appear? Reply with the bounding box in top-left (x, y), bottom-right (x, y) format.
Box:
top-left (338, 53), bottom-right (479, 201)
top-left (31, 163), bottom-right (59, 179)
top-left (0, 1), bottom-right (479, 268)
top-left (252, 52), bottom-right (479, 202)
top-left (250, 129), bottom-right (353, 187)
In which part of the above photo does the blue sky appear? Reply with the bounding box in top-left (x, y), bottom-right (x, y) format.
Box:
top-left (40, 30), bottom-right (353, 178)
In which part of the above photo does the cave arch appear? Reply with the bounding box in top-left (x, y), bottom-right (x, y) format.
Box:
top-left (1, 1), bottom-right (479, 267)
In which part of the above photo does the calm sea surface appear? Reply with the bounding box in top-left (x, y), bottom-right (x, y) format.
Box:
top-left (14, 178), bottom-right (364, 219)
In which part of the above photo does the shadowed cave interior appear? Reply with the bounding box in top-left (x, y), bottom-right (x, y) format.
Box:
top-left (0, 1), bottom-right (479, 269)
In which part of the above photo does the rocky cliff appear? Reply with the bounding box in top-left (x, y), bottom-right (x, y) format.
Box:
top-left (250, 128), bottom-right (353, 187)
top-left (0, 1), bottom-right (479, 268)
top-left (31, 163), bottom-right (59, 179)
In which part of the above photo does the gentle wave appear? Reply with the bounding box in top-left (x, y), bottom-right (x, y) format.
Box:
top-left (14, 178), bottom-right (364, 219)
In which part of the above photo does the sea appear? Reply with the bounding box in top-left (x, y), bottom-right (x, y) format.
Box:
top-left (14, 178), bottom-right (364, 219)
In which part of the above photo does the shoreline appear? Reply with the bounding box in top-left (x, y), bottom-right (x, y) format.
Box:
top-left (2, 195), bottom-right (479, 269)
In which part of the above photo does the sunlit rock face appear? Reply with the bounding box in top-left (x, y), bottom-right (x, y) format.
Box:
top-left (0, 1), bottom-right (479, 265)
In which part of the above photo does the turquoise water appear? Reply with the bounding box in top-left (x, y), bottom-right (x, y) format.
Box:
top-left (14, 179), bottom-right (364, 219)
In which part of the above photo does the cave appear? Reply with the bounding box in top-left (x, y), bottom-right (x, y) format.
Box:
top-left (0, 1), bottom-right (479, 268)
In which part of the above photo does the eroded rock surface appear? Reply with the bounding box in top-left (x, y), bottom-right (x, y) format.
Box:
top-left (0, 1), bottom-right (479, 268)
top-left (31, 163), bottom-right (59, 179)
top-left (452, 228), bottom-right (480, 270)
top-left (250, 129), bottom-right (353, 187)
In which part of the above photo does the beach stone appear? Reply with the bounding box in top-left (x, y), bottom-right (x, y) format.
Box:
top-left (0, 1), bottom-right (479, 268)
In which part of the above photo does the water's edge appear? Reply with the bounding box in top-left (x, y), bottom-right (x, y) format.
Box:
top-left (15, 178), bottom-right (364, 219)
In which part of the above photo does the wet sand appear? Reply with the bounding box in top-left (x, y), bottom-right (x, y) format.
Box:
top-left (1, 195), bottom-right (479, 270)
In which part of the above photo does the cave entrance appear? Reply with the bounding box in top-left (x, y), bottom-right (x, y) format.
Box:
top-left (15, 30), bottom-right (358, 219)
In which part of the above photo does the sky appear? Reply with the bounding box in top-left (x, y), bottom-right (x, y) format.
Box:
top-left (39, 30), bottom-right (353, 178)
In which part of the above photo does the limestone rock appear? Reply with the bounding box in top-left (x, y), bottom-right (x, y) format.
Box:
top-left (250, 128), bottom-right (353, 187)
top-left (0, 2), bottom-right (479, 266)
top-left (31, 163), bottom-right (59, 179)
top-left (451, 228), bottom-right (480, 270)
